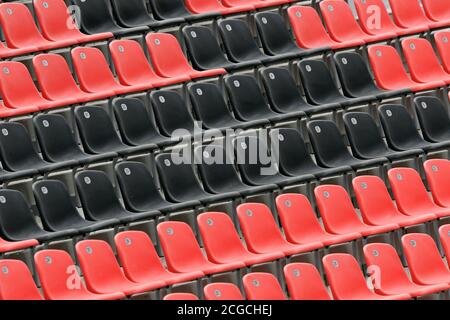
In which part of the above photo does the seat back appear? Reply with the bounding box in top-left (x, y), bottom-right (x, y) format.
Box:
top-left (71, 0), bottom-right (118, 34)
top-left (439, 224), bottom-right (450, 263)
top-left (423, 159), bottom-right (450, 207)
top-left (204, 283), bottom-right (244, 300)
top-left (353, 0), bottom-right (397, 35)
top-left (388, 0), bottom-right (431, 28)
top-left (110, 0), bottom-right (154, 26)
top-left (414, 96), bottom-right (450, 143)
top-left (434, 31), bottom-right (450, 74)
top-left (422, 0), bottom-right (450, 22)
top-left (149, 0), bottom-right (191, 19)
top-left (284, 263), bottom-right (331, 300)
top-left (0, 260), bottom-right (42, 300)
top-left (243, 273), bottom-right (286, 300)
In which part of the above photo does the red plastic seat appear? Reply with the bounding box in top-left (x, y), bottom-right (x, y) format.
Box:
top-left (33, 54), bottom-right (111, 104)
top-left (0, 2), bottom-right (76, 51)
top-left (204, 283), bottom-right (244, 300)
top-left (109, 40), bottom-right (184, 89)
top-left (222, 0), bottom-right (287, 10)
top-left (434, 31), bottom-right (450, 74)
top-left (0, 237), bottom-right (37, 254)
top-left (401, 38), bottom-right (450, 85)
top-left (424, 159), bottom-right (450, 209)
top-left (422, 0), bottom-right (450, 26)
top-left (146, 33), bottom-right (225, 81)
top-left (364, 243), bottom-right (448, 297)
top-left (276, 193), bottom-right (360, 247)
top-left (236, 203), bottom-right (322, 257)
top-left (163, 293), bottom-right (199, 300)
top-left (388, 167), bottom-right (450, 219)
top-left (115, 231), bottom-right (203, 286)
top-left (323, 253), bottom-right (410, 300)
top-left (284, 263), bottom-right (331, 300)
top-left (368, 45), bottom-right (445, 92)
top-left (185, 0), bottom-right (254, 15)
top-left (402, 233), bottom-right (450, 286)
top-left (315, 185), bottom-right (398, 237)
top-left (35, 250), bottom-right (125, 300)
top-left (157, 221), bottom-right (245, 275)
top-left (439, 224), bottom-right (450, 264)
top-left (76, 240), bottom-right (164, 296)
top-left (389, 0), bottom-right (442, 30)
top-left (353, 176), bottom-right (435, 227)
top-left (0, 260), bottom-right (43, 300)
top-left (34, 0), bottom-right (113, 45)
top-left (242, 273), bottom-right (287, 300)
top-left (197, 212), bottom-right (284, 267)
top-left (320, 0), bottom-right (395, 45)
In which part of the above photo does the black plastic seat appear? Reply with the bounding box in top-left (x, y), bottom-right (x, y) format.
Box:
top-left (298, 60), bottom-right (370, 107)
top-left (307, 120), bottom-right (388, 170)
top-left (218, 19), bottom-right (276, 65)
top-left (33, 180), bottom-right (118, 234)
top-left (414, 96), bottom-right (450, 143)
top-left (112, 98), bottom-right (173, 148)
top-left (0, 189), bottom-right (77, 242)
top-left (150, 90), bottom-right (202, 137)
top-left (269, 128), bottom-right (351, 179)
top-left (343, 112), bottom-right (423, 161)
top-left (75, 170), bottom-right (160, 224)
top-left (194, 144), bottom-right (277, 196)
top-left (0, 122), bottom-right (73, 174)
top-left (334, 52), bottom-right (409, 100)
top-left (155, 152), bottom-right (239, 204)
top-left (115, 161), bottom-right (200, 213)
top-left (110, 0), bottom-right (171, 28)
top-left (74, 106), bottom-right (149, 156)
top-left (149, 0), bottom-right (217, 22)
top-left (260, 67), bottom-right (336, 116)
top-left (33, 114), bottom-right (116, 166)
top-left (224, 74), bottom-right (301, 124)
top-left (182, 25), bottom-right (257, 71)
top-left (71, 0), bottom-right (148, 36)
top-left (378, 104), bottom-right (450, 152)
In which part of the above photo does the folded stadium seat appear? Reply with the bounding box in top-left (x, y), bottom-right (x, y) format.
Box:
top-left (217, 19), bottom-right (277, 65)
top-left (164, 293), bottom-right (199, 300)
top-left (110, 40), bottom-right (186, 89)
top-left (197, 212), bottom-right (284, 266)
top-left (115, 161), bottom-right (200, 213)
top-left (71, 47), bottom-right (145, 96)
top-left (307, 120), bottom-right (388, 171)
top-left (0, 122), bottom-right (75, 174)
top-left (75, 106), bottom-right (151, 156)
top-left (33, 180), bottom-right (119, 235)
top-left (0, 2), bottom-right (76, 51)
top-left (402, 233), bottom-right (450, 286)
top-left (389, 0), bottom-right (443, 30)
top-left (194, 145), bottom-right (277, 197)
top-left (439, 225), bottom-right (450, 261)
top-left (368, 45), bottom-right (446, 92)
top-left (33, 114), bottom-right (117, 166)
top-left (434, 31), bottom-right (450, 74)
top-left (237, 203), bottom-right (323, 256)
top-left (414, 96), bottom-right (450, 143)
top-left (76, 240), bottom-right (165, 296)
top-left (155, 153), bottom-right (240, 204)
top-left (0, 189), bottom-right (77, 243)
top-left (323, 254), bottom-right (411, 300)
top-left (287, 6), bottom-right (356, 50)
top-left (388, 167), bottom-right (450, 219)
top-left (204, 283), bottom-right (245, 300)
top-left (34, 0), bottom-right (113, 44)
top-left (333, 52), bottom-right (410, 100)
top-left (33, 54), bottom-right (112, 104)
top-left (112, 98), bottom-right (173, 148)
top-left (242, 273), bottom-right (287, 300)
top-left (422, 0), bottom-right (450, 27)
top-left (260, 67), bottom-right (337, 116)
top-left (343, 112), bottom-right (423, 162)
top-left (0, 41), bottom-right (37, 59)
top-left (182, 25), bottom-right (258, 72)
top-left (424, 159), bottom-right (450, 209)
top-left (402, 38), bottom-right (450, 85)
top-left (284, 263), bottom-right (332, 300)
top-left (35, 250), bottom-right (125, 300)
top-left (149, 0), bottom-right (218, 22)
top-left (378, 104), bottom-right (450, 152)
top-left (0, 237), bottom-right (38, 254)
top-left (364, 243), bottom-right (448, 297)
top-left (185, 0), bottom-right (254, 15)
top-left (187, 82), bottom-right (267, 129)
top-left (0, 260), bottom-right (43, 300)
top-left (115, 231), bottom-right (204, 285)
top-left (224, 74), bottom-right (302, 123)
top-left (75, 170), bottom-right (160, 224)
top-left (234, 135), bottom-right (316, 188)
top-left (270, 128), bottom-right (351, 179)
top-left (276, 193), bottom-right (361, 247)
top-left (353, 176), bottom-right (436, 227)
top-left (149, 90), bottom-right (203, 137)
top-left (146, 33), bottom-right (225, 80)
top-left (71, 0), bottom-right (148, 36)
top-left (320, 0), bottom-right (396, 44)
top-left (298, 60), bottom-right (371, 107)
top-left (158, 221), bottom-right (245, 274)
